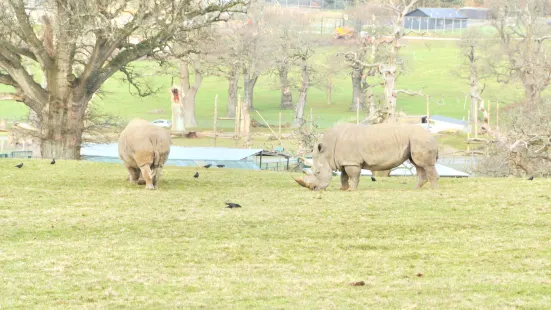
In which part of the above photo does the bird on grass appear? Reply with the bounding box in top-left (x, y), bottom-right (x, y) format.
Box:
top-left (528, 176), bottom-right (534, 181)
top-left (193, 172), bottom-right (199, 178)
top-left (216, 164), bottom-right (225, 168)
top-left (371, 176), bottom-right (376, 182)
top-left (203, 164), bottom-right (212, 168)
top-left (225, 202), bottom-right (241, 209)
top-left (15, 163), bottom-right (23, 168)
top-left (50, 158), bottom-right (56, 165)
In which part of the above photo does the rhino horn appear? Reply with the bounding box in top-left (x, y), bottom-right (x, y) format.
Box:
top-left (293, 176), bottom-right (309, 189)
top-left (293, 176), bottom-right (316, 190)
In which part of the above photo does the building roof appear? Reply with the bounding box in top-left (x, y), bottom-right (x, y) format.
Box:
top-left (459, 7), bottom-right (490, 20)
top-left (81, 144), bottom-right (264, 161)
top-left (303, 162), bottom-right (470, 178)
top-left (430, 115), bottom-right (468, 126)
top-left (406, 8), bottom-right (467, 19)
top-left (82, 155), bottom-right (261, 170)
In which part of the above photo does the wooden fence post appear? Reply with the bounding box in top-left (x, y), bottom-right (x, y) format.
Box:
top-left (496, 101), bottom-right (500, 131)
top-left (309, 108), bottom-right (313, 131)
top-left (488, 100), bottom-right (491, 126)
top-left (356, 98), bottom-right (360, 124)
top-left (426, 95), bottom-right (430, 131)
top-left (278, 111), bottom-right (282, 137)
top-left (213, 95), bottom-right (218, 147)
top-left (234, 96), bottom-right (241, 147)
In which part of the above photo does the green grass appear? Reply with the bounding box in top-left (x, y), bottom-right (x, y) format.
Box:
top-left (1, 159), bottom-right (550, 308)
top-left (1, 40), bottom-right (525, 130)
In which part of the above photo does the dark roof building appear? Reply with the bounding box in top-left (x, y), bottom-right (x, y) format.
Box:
top-left (407, 8), bottom-right (468, 19)
top-left (459, 7), bottom-right (491, 20)
top-left (404, 8), bottom-right (467, 30)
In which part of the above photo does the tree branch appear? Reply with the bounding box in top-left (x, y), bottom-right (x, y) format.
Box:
top-left (395, 87), bottom-right (425, 96)
top-left (0, 92), bottom-right (24, 101)
top-left (7, 0), bottom-right (53, 68)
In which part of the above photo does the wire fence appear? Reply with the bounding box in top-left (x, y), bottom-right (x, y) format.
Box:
top-left (264, 0), bottom-right (351, 10)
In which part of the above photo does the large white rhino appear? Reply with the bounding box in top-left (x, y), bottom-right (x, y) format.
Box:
top-left (294, 123), bottom-right (439, 191)
top-left (118, 119), bottom-right (171, 190)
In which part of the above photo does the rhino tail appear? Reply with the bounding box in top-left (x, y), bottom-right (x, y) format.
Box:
top-left (151, 136), bottom-right (162, 168)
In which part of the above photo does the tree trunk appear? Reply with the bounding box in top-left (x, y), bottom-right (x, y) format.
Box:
top-left (294, 59), bottom-right (310, 128)
top-left (469, 59), bottom-right (480, 132)
top-left (180, 60), bottom-right (202, 128)
top-left (523, 82), bottom-right (541, 106)
top-left (39, 96), bottom-right (87, 159)
top-left (367, 87), bottom-right (375, 117)
top-left (382, 65), bottom-right (397, 119)
top-left (350, 67), bottom-right (366, 111)
top-left (227, 67), bottom-right (239, 118)
top-left (327, 75), bottom-right (332, 105)
top-left (243, 69), bottom-right (258, 110)
top-left (279, 66), bottom-right (293, 110)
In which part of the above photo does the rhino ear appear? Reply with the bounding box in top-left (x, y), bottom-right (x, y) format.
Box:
top-left (317, 143), bottom-right (324, 153)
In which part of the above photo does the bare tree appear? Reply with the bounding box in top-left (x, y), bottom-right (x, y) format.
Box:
top-left (318, 53), bottom-right (345, 105)
top-left (238, 7), bottom-right (273, 111)
top-left (209, 21), bottom-right (243, 117)
top-left (489, 0), bottom-right (551, 106)
top-left (0, 0), bottom-right (246, 159)
top-left (457, 28), bottom-right (492, 133)
top-left (340, 0), bottom-right (421, 119)
top-left (172, 29), bottom-right (216, 128)
top-left (293, 47), bottom-right (315, 127)
top-left (477, 100), bottom-right (551, 177)
top-left (263, 7), bottom-right (312, 110)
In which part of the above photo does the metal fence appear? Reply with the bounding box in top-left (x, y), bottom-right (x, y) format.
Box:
top-left (264, 0), bottom-right (351, 10)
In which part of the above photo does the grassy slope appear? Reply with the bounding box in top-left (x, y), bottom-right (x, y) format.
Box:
top-left (0, 41), bottom-right (524, 129)
top-left (1, 159), bottom-right (550, 308)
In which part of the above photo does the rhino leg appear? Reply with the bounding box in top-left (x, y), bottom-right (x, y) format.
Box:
top-left (126, 165), bottom-right (140, 184)
top-left (139, 165), bottom-right (156, 190)
top-left (344, 166), bottom-right (361, 191)
top-left (424, 166), bottom-right (439, 189)
top-left (414, 165), bottom-right (428, 189)
top-left (340, 170), bottom-right (350, 191)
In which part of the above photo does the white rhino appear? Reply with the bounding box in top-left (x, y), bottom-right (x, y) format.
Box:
top-left (118, 119), bottom-right (171, 190)
top-left (294, 123), bottom-right (439, 191)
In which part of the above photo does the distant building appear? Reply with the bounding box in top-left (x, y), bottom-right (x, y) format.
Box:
top-left (459, 7), bottom-right (491, 20)
top-left (404, 8), bottom-right (468, 31)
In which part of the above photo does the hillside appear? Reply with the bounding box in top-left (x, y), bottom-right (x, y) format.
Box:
top-left (0, 40), bottom-right (525, 130)
top-left (1, 159), bottom-right (550, 308)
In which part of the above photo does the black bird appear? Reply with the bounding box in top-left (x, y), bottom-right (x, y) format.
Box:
top-left (203, 164), bottom-right (212, 168)
top-left (50, 158), bottom-right (56, 165)
top-left (194, 172), bottom-right (199, 178)
top-left (528, 176), bottom-right (534, 181)
top-left (225, 202), bottom-right (241, 209)
top-left (371, 176), bottom-right (376, 182)
top-left (15, 163), bottom-right (23, 168)
top-left (216, 164), bottom-right (225, 168)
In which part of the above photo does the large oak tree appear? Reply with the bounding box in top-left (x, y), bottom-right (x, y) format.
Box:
top-left (0, 0), bottom-right (246, 159)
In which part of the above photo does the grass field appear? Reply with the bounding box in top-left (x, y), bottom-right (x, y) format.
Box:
top-left (0, 40), bottom-right (525, 130)
top-left (1, 159), bottom-right (550, 308)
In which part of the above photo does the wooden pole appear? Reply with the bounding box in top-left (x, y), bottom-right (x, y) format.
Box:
top-left (356, 98), bottom-right (360, 124)
top-left (496, 101), bottom-right (500, 131)
top-left (213, 95), bottom-right (218, 147)
top-left (488, 100), bottom-right (491, 126)
top-left (309, 108), bottom-right (313, 131)
top-left (234, 95), bottom-right (241, 147)
top-left (426, 95), bottom-right (430, 131)
top-left (278, 111), bottom-right (282, 137)
top-left (467, 108), bottom-right (471, 135)
top-left (255, 110), bottom-right (284, 146)
top-left (474, 101), bottom-right (478, 138)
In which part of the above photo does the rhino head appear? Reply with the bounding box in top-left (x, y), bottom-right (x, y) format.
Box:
top-left (294, 143), bottom-right (333, 191)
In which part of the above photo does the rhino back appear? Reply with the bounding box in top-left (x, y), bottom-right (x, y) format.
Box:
top-left (329, 123), bottom-right (430, 170)
top-left (118, 119), bottom-right (171, 167)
